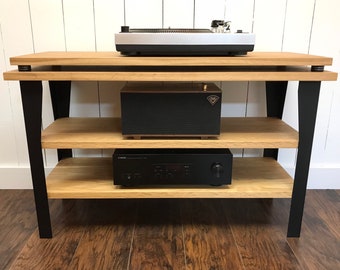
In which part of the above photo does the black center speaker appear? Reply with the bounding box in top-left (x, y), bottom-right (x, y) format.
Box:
top-left (120, 82), bottom-right (222, 137)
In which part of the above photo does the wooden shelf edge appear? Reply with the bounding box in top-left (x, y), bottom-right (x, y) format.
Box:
top-left (46, 157), bottom-right (293, 199)
top-left (8, 51), bottom-right (334, 66)
top-left (41, 117), bottom-right (299, 149)
top-left (3, 70), bottom-right (338, 82)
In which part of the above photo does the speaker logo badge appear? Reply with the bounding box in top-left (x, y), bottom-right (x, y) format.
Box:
top-left (207, 95), bottom-right (220, 106)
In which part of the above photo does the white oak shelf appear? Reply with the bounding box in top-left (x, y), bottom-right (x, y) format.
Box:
top-left (4, 52), bottom-right (337, 82)
top-left (46, 157), bottom-right (293, 199)
top-left (8, 51), bottom-right (333, 66)
top-left (41, 117), bottom-right (298, 149)
top-left (4, 68), bottom-right (337, 82)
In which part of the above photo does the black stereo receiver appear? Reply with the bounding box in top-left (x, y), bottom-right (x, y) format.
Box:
top-left (120, 82), bottom-right (222, 138)
top-left (112, 148), bottom-right (233, 186)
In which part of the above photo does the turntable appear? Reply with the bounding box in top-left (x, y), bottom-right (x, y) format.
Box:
top-left (115, 20), bottom-right (255, 56)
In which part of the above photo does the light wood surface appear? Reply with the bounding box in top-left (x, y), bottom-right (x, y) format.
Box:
top-left (41, 117), bottom-right (298, 149)
top-left (46, 157), bottom-right (293, 199)
top-left (4, 51), bottom-right (337, 81)
top-left (8, 51), bottom-right (334, 66)
top-left (3, 68), bottom-right (337, 81)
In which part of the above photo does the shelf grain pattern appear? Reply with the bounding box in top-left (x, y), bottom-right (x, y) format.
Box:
top-left (4, 69), bottom-right (337, 82)
top-left (8, 51), bottom-right (334, 66)
top-left (41, 117), bottom-right (298, 149)
top-left (46, 157), bottom-right (293, 199)
top-left (4, 52), bottom-right (337, 82)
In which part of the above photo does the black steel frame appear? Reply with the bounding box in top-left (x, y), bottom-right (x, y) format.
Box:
top-left (19, 76), bottom-right (321, 238)
top-left (20, 81), bottom-right (52, 238)
top-left (49, 81), bottom-right (72, 161)
top-left (20, 79), bottom-right (71, 238)
top-left (265, 81), bottom-right (321, 237)
top-left (288, 81), bottom-right (320, 237)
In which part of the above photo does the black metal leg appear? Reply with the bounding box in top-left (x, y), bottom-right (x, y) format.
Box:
top-left (287, 81), bottom-right (321, 237)
top-left (264, 81), bottom-right (288, 159)
top-left (49, 81), bottom-right (72, 161)
top-left (20, 81), bottom-right (52, 238)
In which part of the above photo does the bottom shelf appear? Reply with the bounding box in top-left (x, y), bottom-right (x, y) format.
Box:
top-left (46, 157), bottom-right (293, 199)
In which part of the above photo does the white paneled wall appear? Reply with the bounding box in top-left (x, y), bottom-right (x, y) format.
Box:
top-left (0, 0), bottom-right (339, 188)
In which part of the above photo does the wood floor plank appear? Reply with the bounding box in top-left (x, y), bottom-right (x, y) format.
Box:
top-left (310, 190), bottom-right (340, 238)
top-left (181, 199), bottom-right (244, 270)
top-left (2, 190), bottom-right (339, 269)
top-left (67, 199), bottom-right (137, 270)
top-left (8, 199), bottom-right (87, 269)
top-left (285, 191), bottom-right (340, 270)
top-left (222, 198), bottom-right (302, 270)
top-left (128, 199), bottom-right (185, 270)
top-left (0, 190), bottom-right (37, 270)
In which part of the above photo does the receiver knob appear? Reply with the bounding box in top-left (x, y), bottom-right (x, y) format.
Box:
top-left (211, 163), bottom-right (224, 178)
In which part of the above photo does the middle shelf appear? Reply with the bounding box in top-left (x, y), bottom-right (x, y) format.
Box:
top-left (42, 117), bottom-right (298, 149)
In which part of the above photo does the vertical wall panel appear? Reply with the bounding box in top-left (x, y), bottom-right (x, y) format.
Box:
top-left (63, 0), bottom-right (99, 157)
top-left (252, 0), bottom-right (287, 51)
top-left (0, 123), bottom-right (18, 165)
top-left (243, 0), bottom-right (285, 157)
top-left (63, 0), bottom-right (99, 117)
top-left (324, 85), bottom-right (340, 165)
top-left (220, 81), bottom-right (248, 157)
top-left (222, 0), bottom-right (254, 117)
top-left (63, 0), bottom-right (96, 51)
top-left (29, 0), bottom-right (66, 52)
top-left (1, 1), bottom-right (34, 68)
top-left (70, 81), bottom-right (102, 157)
top-left (244, 0), bottom-right (288, 156)
top-left (220, 82), bottom-right (247, 117)
top-left (29, 0), bottom-right (67, 167)
top-left (243, 81), bottom-right (266, 157)
top-left (282, 0), bottom-right (315, 53)
top-left (98, 82), bottom-right (125, 118)
top-left (279, 0), bottom-right (315, 167)
top-left (0, 0), bottom-right (34, 167)
top-left (125, 0), bottom-right (162, 28)
top-left (94, 0), bottom-right (125, 51)
top-left (163, 0), bottom-right (194, 28)
top-left (99, 81), bottom-right (125, 157)
top-left (0, 37), bottom-right (12, 123)
top-left (93, 0), bottom-right (124, 118)
top-left (0, 31), bottom-right (18, 165)
top-left (94, 0), bottom-right (124, 116)
top-left (225, 0), bottom-right (254, 32)
top-left (246, 82), bottom-right (266, 117)
top-left (308, 0), bottom-right (340, 170)
top-left (94, 1), bottom-right (125, 158)
top-left (194, 0), bottom-right (226, 28)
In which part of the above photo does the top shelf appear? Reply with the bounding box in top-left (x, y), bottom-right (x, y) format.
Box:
top-left (4, 51), bottom-right (337, 82)
top-left (8, 51), bottom-right (334, 67)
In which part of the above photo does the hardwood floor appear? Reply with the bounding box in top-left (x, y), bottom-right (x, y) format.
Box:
top-left (1, 190), bottom-right (339, 270)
